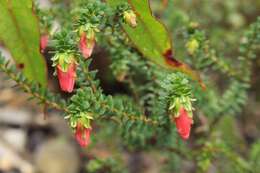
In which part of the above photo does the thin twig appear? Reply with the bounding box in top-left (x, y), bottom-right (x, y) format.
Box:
top-left (81, 64), bottom-right (159, 126)
top-left (0, 61), bottom-right (69, 113)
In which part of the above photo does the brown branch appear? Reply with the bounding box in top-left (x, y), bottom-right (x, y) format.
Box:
top-left (0, 62), bottom-right (69, 113)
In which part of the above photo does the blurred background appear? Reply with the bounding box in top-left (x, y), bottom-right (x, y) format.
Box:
top-left (0, 0), bottom-right (259, 173)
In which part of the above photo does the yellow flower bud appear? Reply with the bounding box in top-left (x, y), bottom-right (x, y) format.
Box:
top-left (186, 39), bottom-right (199, 55)
top-left (123, 10), bottom-right (137, 28)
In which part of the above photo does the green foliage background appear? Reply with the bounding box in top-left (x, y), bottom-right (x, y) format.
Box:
top-left (0, 0), bottom-right (259, 173)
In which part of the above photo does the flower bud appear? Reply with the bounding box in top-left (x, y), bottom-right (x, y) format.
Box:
top-left (189, 22), bottom-right (199, 29)
top-left (186, 38), bottom-right (199, 55)
top-left (187, 22), bottom-right (199, 34)
top-left (79, 31), bottom-right (95, 59)
top-left (123, 10), bottom-right (137, 28)
top-left (75, 122), bottom-right (92, 147)
top-left (40, 34), bottom-right (48, 53)
top-left (57, 61), bottom-right (76, 93)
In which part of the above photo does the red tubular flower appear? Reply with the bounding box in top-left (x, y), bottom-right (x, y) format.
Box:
top-left (75, 122), bottom-right (92, 147)
top-left (79, 32), bottom-right (95, 59)
top-left (40, 35), bottom-right (48, 53)
top-left (57, 62), bottom-right (76, 93)
top-left (174, 107), bottom-right (193, 140)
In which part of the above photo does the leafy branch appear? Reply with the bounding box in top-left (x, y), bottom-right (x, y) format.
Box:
top-left (73, 58), bottom-right (159, 126)
top-left (0, 53), bottom-right (68, 113)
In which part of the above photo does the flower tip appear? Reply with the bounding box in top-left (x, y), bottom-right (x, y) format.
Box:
top-left (180, 132), bottom-right (190, 140)
top-left (77, 139), bottom-right (90, 148)
top-left (62, 85), bottom-right (74, 93)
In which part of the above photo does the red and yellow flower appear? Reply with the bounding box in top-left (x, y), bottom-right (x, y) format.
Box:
top-left (75, 122), bottom-right (92, 147)
top-left (173, 107), bottom-right (193, 140)
top-left (79, 29), bottom-right (95, 59)
top-left (169, 96), bottom-right (194, 140)
top-left (52, 53), bottom-right (77, 93)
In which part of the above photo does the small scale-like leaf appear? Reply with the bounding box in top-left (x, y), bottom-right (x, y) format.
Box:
top-left (0, 0), bottom-right (47, 86)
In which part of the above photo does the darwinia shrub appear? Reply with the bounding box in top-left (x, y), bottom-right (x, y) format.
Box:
top-left (0, 0), bottom-right (259, 172)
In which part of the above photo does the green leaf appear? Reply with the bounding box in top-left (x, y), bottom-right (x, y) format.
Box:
top-left (0, 0), bottom-right (47, 86)
top-left (107, 0), bottom-right (203, 86)
top-left (213, 116), bottom-right (246, 151)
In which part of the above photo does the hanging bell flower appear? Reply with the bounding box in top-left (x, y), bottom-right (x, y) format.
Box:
top-left (75, 122), bottom-right (92, 147)
top-left (40, 34), bottom-right (48, 53)
top-left (79, 29), bottom-right (95, 59)
top-left (57, 62), bottom-right (76, 93)
top-left (52, 53), bottom-right (77, 93)
top-left (169, 96), bottom-right (194, 140)
top-left (123, 10), bottom-right (137, 28)
top-left (68, 113), bottom-right (93, 148)
top-left (174, 107), bottom-right (193, 140)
